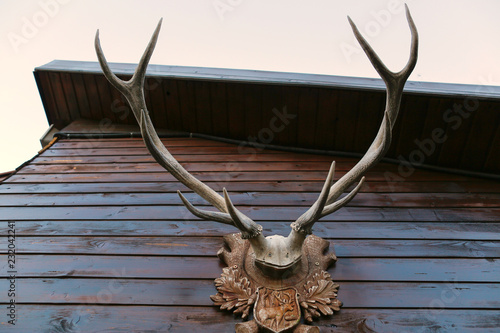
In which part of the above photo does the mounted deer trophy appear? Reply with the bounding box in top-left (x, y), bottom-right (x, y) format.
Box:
top-left (95, 4), bottom-right (418, 333)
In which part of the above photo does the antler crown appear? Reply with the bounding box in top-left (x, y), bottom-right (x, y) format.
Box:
top-left (95, 5), bottom-right (418, 277)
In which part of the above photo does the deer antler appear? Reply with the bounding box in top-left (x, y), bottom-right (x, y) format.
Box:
top-left (95, 20), bottom-right (265, 242)
top-left (290, 4), bottom-right (418, 237)
top-left (95, 5), bottom-right (418, 276)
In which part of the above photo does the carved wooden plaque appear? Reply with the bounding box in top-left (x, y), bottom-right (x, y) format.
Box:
top-left (210, 234), bottom-right (342, 332)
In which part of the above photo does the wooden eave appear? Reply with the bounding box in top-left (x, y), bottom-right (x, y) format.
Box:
top-left (34, 60), bottom-right (500, 176)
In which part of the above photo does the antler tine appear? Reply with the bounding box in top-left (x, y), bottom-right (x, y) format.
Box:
top-left (349, 4), bottom-right (418, 84)
top-left (291, 162), bottom-right (335, 234)
top-left (291, 5), bottom-right (418, 235)
top-left (96, 20), bottom-right (265, 240)
top-left (177, 190), bottom-right (234, 225)
top-left (324, 5), bottom-right (418, 205)
top-left (223, 189), bottom-right (264, 240)
top-left (95, 19), bottom-right (163, 122)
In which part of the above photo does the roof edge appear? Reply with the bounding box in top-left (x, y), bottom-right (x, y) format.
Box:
top-left (35, 60), bottom-right (500, 100)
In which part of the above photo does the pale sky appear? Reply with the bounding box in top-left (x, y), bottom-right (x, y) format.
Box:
top-left (1, 0), bottom-right (499, 172)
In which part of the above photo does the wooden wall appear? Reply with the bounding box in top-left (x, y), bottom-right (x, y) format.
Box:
top-left (0, 136), bottom-right (499, 331)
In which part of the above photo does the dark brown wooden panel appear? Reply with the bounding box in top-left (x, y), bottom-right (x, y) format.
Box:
top-left (2, 221), bottom-right (499, 240)
top-left (6, 236), bottom-right (499, 258)
top-left (30, 153), bottom-right (337, 164)
top-left (394, 95), bottom-right (429, 158)
top-left (163, 78), bottom-right (183, 129)
top-left (35, 64), bottom-right (500, 175)
top-left (46, 72), bottom-right (71, 124)
top-left (1, 192), bottom-right (499, 208)
top-left (177, 80), bottom-right (198, 132)
top-left (36, 72), bottom-right (59, 125)
top-left (315, 87), bottom-right (339, 149)
top-left (225, 83), bottom-right (246, 139)
top-left (436, 98), bottom-right (469, 167)
top-left (2, 255), bottom-right (498, 282)
top-left (244, 84), bottom-right (263, 140)
top-left (145, 77), bottom-right (168, 129)
top-left (460, 104), bottom-right (500, 171)
top-left (5, 169), bottom-right (475, 183)
top-left (297, 86), bottom-right (318, 148)
top-left (50, 139), bottom-right (246, 149)
top-left (1, 278), bottom-right (497, 309)
top-left (59, 72), bottom-right (81, 121)
top-left (70, 73), bottom-right (92, 119)
top-left (39, 146), bottom-right (293, 156)
top-left (0, 206), bottom-right (498, 221)
top-left (8, 305), bottom-right (500, 333)
top-left (484, 124), bottom-right (500, 173)
top-left (353, 90), bottom-right (385, 152)
top-left (336, 90), bottom-right (360, 152)
top-left (17, 161), bottom-right (338, 173)
top-left (210, 82), bottom-right (229, 137)
top-left (194, 81), bottom-right (213, 134)
top-left (81, 73), bottom-right (104, 119)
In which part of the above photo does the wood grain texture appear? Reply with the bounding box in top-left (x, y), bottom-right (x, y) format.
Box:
top-left (1, 220), bottom-right (499, 240)
top-left (1, 136), bottom-right (499, 332)
top-left (4, 305), bottom-right (500, 332)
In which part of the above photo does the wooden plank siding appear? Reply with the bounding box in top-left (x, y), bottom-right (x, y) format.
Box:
top-left (0, 136), bottom-right (499, 332)
top-left (34, 64), bottom-right (500, 176)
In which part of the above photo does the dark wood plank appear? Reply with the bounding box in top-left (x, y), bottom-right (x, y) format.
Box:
top-left (437, 98), bottom-right (470, 167)
top-left (5, 169), bottom-right (475, 183)
top-left (194, 81), bottom-right (213, 134)
top-left (262, 85), bottom-right (286, 146)
top-left (3, 179), bottom-right (496, 194)
top-left (1, 192), bottom-right (499, 208)
top-left (1, 278), bottom-right (497, 308)
top-left (484, 122), bottom-right (500, 173)
top-left (460, 103), bottom-right (500, 170)
top-left (282, 85), bottom-right (301, 146)
top-left (315, 87), bottom-right (339, 150)
top-left (146, 77), bottom-right (168, 129)
top-left (6, 236), bottom-right (499, 258)
top-left (59, 72), bottom-right (81, 121)
top-left (226, 83), bottom-right (246, 139)
top-left (210, 82), bottom-right (229, 137)
top-left (30, 153), bottom-right (341, 164)
top-left (50, 139), bottom-right (242, 149)
top-left (82, 73), bottom-right (103, 119)
top-left (9, 305), bottom-right (500, 333)
top-left (0, 206), bottom-right (498, 221)
top-left (46, 72), bottom-right (70, 124)
top-left (71, 73), bottom-right (92, 119)
top-left (407, 96), bottom-right (447, 166)
top-left (394, 95), bottom-right (429, 160)
top-left (2, 255), bottom-right (498, 282)
top-left (93, 75), bottom-right (117, 124)
top-left (297, 86), bottom-right (318, 148)
top-left (19, 161), bottom-right (411, 173)
top-left (3, 220), bottom-right (499, 240)
top-left (36, 72), bottom-right (60, 124)
top-left (336, 90), bottom-right (361, 152)
top-left (176, 80), bottom-right (197, 131)
top-left (244, 84), bottom-right (263, 142)
top-left (163, 79), bottom-right (182, 130)
top-left (353, 91), bottom-right (385, 153)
